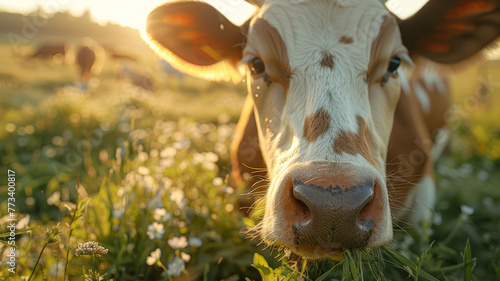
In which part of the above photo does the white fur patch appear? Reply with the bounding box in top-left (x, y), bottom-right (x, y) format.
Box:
top-left (431, 128), bottom-right (450, 162)
top-left (414, 81), bottom-right (431, 114)
top-left (396, 175), bottom-right (436, 227)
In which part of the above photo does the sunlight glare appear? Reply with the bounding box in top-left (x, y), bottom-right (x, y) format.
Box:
top-left (385, 0), bottom-right (429, 20)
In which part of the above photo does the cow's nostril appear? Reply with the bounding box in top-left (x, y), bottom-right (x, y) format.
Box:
top-left (284, 179), bottom-right (312, 227)
top-left (294, 196), bottom-right (311, 222)
top-left (356, 180), bottom-right (381, 232)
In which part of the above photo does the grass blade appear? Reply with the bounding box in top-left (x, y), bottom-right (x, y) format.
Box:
top-left (315, 262), bottom-right (341, 281)
top-left (0, 227), bottom-right (38, 238)
top-left (463, 239), bottom-right (472, 281)
top-left (383, 246), bottom-right (439, 281)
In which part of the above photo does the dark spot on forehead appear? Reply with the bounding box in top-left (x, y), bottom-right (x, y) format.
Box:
top-left (320, 52), bottom-right (334, 69)
top-left (333, 116), bottom-right (376, 166)
top-left (303, 108), bottom-right (331, 143)
top-left (340, 36), bottom-right (354, 44)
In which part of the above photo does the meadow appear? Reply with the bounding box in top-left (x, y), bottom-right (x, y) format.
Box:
top-left (0, 34), bottom-right (500, 281)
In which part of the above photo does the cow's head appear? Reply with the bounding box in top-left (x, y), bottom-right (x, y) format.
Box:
top-left (145, 0), bottom-right (500, 259)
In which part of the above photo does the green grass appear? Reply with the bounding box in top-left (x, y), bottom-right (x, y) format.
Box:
top-left (0, 42), bottom-right (500, 280)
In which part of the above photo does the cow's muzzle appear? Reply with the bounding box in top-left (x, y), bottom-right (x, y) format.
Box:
top-left (275, 162), bottom-right (387, 253)
top-left (291, 179), bottom-right (379, 248)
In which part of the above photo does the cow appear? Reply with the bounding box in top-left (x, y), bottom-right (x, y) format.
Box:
top-left (76, 37), bottom-right (105, 83)
top-left (30, 43), bottom-right (74, 64)
top-left (144, 0), bottom-right (500, 260)
top-left (31, 44), bottom-right (66, 58)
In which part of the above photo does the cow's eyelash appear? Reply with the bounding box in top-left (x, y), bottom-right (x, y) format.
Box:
top-left (240, 54), bottom-right (255, 67)
top-left (398, 53), bottom-right (414, 67)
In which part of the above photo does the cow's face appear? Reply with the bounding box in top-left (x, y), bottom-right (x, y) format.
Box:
top-left (145, 0), bottom-right (499, 259)
top-left (243, 0), bottom-right (409, 259)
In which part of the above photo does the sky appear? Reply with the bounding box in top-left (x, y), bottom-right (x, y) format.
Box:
top-left (0, 0), bottom-right (429, 31)
top-left (0, 0), bottom-right (256, 30)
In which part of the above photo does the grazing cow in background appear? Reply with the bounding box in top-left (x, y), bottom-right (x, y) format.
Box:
top-left (144, 0), bottom-right (500, 260)
top-left (30, 43), bottom-right (74, 64)
top-left (31, 44), bottom-right (66, 58)
top-left (76, 37), bottom-right (105, 84)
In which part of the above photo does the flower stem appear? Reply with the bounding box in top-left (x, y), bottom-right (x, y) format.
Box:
top-left (64, 207), bottom-right (78, 280)
top-left (27, 242), bottom-right (48, 281)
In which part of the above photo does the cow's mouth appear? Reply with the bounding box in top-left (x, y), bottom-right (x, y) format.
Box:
top-left (285, 245), bottom-right (344, 261)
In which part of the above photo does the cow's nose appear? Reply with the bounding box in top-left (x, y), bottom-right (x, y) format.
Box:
top-left (291, 179), bottom-right (377, 248)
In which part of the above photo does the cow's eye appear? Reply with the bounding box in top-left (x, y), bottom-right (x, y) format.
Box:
top-left (381, 55), bottom-right (402, 84)
top-left (249, 57), bottom-right (265, 76)
top-left (388, 56), bottom-right (401, 74)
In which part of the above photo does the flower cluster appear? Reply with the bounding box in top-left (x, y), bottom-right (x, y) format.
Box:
top-left (147, 222), bottom-right (165, 240)
top-left (45, 223), bottom-right (62, 244)
top-left (146, 248), bottom-right (162, 266)
top-left (75, 241), bottom-right (109, 258)
top-left (167, 257), bottom-right (185, 277)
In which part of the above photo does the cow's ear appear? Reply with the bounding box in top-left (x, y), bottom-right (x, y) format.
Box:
top-left (399, 0), bottom-right (500, 65)
top-left (230, 95), bottom-right (267, 187)
top-left (145, 1), bottom-right (250, 82)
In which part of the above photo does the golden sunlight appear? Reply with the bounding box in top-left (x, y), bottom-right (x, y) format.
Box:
top-left (0, 0), bottom-right (255, 31)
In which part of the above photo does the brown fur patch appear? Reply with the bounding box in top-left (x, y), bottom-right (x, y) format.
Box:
top-left (250, 18), bottom-right (291, 89)
top-left (303, 109), bottom-right (331, 143)
top-left (333, 116), bottom-right (376, 166)
top-left (320, 52), bottom-right (334, 69)
top-left (386, 74), bottom-right (450, 211)
top-left (339, 36), bottom-right (353, 44)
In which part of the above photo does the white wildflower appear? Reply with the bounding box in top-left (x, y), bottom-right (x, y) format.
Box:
top-left (159, 158), bottom-right (174, 168)
top-left (112, 208), bottom-right (124, 219)
top-left (223, 186), bottom-right (234, 195)
top-left (212, 177), bottom-right (223, 186)
top-left (205, 152), bottom-right (219, 163)
top-left (137, 166), bottom-right (150, 175)
top-left (150, 149), bottom-right (159, 158)
top-left (460, 205), bottom-right (474, 221)
top-left (47, 191), bottom-right (61, 205)
top-left (173, 139), bottom-right (190, 149)
top-left (168, 236), bottom-right (188, 249)
top-left (192, 153), bottom-right (205, 164)
top-left (166, 257), bottom-right (185, 277)
top-left (203, 162), bottom-right (218, 171)
top-left (188, 237), bottom-right (202, 248)
top-left (117, 186), bottom-right (126, 197)
top-left (433, 213), bottom-right (442, 226)
top-left (147, 222), bottom-right (165, 240)
top-left (153, 208), bottom-right (171, 222)
top-left (138, 151), bottom-right (149, 162)
top-left (146, 248), bottom-right (161, 265)
top-left (142, 175), bottom-right (159, 193)
top-left (16, 215), bottom-right (30, 229)
top-left (160, 147), bottom-right (177, 158)
top-left (461, 205), bottom-right (474, 215)
top-left (170, 189), bottom-right (186, 209)
top-left (180, 252), bottom-right (191, 262)
top-left (217, 123), bottom-right (232, 138)
top-left (161, 177), bottom-right (173, 190)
